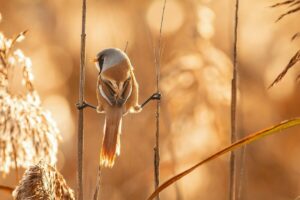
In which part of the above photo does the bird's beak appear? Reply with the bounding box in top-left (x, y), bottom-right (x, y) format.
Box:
top-left (91, 57), bottom-right (98, 63)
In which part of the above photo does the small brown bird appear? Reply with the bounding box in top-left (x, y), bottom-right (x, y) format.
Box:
top-left (94, 48), bottom-right (141, 167)
top-left (77, 48), bottom-right (160, 168)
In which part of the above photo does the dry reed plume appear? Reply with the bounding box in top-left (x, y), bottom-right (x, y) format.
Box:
top-left (269, 0), bottom-right (300, 87)
top-left (0, 15), bottom-right (60, 174)
top-left (271, 0), bottom-right (300, 22)
top-left (12, 161), bottom-right (74, 200)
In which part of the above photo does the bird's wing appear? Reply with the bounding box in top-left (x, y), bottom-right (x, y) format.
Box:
top-left (120, 77), bottom-right (132, 102)
top-left (99, 79), bottom-right (116, 106)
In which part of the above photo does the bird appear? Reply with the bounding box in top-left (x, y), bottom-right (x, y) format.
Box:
top-left (94, 48), bottom-right (141, 168)
top-left (76, 47), bottom-right (160, 167)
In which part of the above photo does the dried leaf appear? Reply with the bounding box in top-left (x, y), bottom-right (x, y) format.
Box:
top-left (147, 118), bottom-right (300, 200)
top-left (269, 50), bottom-right (300, 88)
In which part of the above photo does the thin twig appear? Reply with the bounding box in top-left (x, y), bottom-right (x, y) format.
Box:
top-left (93, 166), bottom-right (102, 200)
top-left (153, 1), bottom-right (166, 200)
top-left (237, 86), bottom-right (247, 200)
top-left (77, 0), bottom-right (87, 199)
top-left (237, 146), bottom-right (247, 200)
top-left (124, 41), bottom-right (129, 52)
top-left (230, 0), bottom-right (239, 200)
top-left (0, 185), bottom-right (14, 193)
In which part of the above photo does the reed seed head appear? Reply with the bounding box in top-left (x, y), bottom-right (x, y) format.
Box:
top-left (0, 15), bottom-right (60, 174)
top-left (12, 161), bottom-right (75, 200)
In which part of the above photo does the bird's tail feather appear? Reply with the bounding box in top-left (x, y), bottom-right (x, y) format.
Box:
top-left (100, 107), bottom-right (122, 168)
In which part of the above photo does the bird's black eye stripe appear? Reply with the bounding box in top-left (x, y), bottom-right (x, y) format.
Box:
top-left (98, 55), bottom-right (104, 72)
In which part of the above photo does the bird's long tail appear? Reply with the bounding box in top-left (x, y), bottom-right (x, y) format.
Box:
top-left (100, 107), bottom-right (122, 168)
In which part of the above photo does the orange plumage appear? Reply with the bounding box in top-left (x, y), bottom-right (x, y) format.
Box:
top-left (95, 48), bottom-right (140, 167)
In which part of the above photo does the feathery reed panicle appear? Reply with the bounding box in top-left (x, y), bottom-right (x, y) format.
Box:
top-left (0, 16), bottom-right (60, 174)
top-left (272, 0), bottom-right (300, 22)
top-left (269, 50), bottom-right (300, 88)
top-left (269, 0), bottom-right (300, 88)
top-left (12, 161), bottom-right (74, 200)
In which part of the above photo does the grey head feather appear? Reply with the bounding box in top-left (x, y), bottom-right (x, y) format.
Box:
top-left (96, 48), bottom-right (129, 73)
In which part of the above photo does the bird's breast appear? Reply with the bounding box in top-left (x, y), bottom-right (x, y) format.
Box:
top-left (101, 59), bottom-right (131, 82)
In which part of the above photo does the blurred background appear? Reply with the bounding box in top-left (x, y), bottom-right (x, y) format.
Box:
top-left (1, 0), bottom-right (300, 199)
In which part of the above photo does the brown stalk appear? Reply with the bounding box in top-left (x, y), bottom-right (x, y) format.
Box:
top-left (0, 185), bottom-right (14, 193)
top-left (93, 166), bottom-right (102, 200)
top-left (230, 0), bottom-right (240, 199)
top-left (153, 1), bottom-right (166, 200)
top-left (77, 0), bottom-right (87, 199)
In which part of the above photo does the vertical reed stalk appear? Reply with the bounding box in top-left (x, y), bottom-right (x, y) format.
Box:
top-left (154, 1), bottom-right (166, 199)
top-left (77, 0), bottom-right (87, 199)
top-left (237, 146), bottom-right (246, 199)
top-left (93, 166), bottom-right (102, 200)
top-left (230, 0), bottom-right (239, 199)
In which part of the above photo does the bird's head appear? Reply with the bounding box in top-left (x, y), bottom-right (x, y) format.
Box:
top-left (94, 48), bottom-right (129, 74)
top-left (94, 48), bottom-right (133, 106)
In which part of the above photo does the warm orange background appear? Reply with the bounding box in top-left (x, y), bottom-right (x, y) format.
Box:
top-left (1, 0), bottom-right (300, 199)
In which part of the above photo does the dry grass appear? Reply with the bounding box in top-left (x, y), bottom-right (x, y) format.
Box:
top-left (147, 118), bottom-right (300, 199)
top-left (12, 161), bottom-right (74, 200)
top-left (269, 50), bottom-right (300, 88)
top-left (269, 0), bottom-right (300, 87)
top-left (271, 0), bottom-right (300, 21)
top-left (0, 16), bottom-right (60, 174)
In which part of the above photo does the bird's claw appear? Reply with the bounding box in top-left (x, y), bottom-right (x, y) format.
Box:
top-left (151, 92), bottom-right (161, 100)
top-left (76, 101), bottom-right (87, 110)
